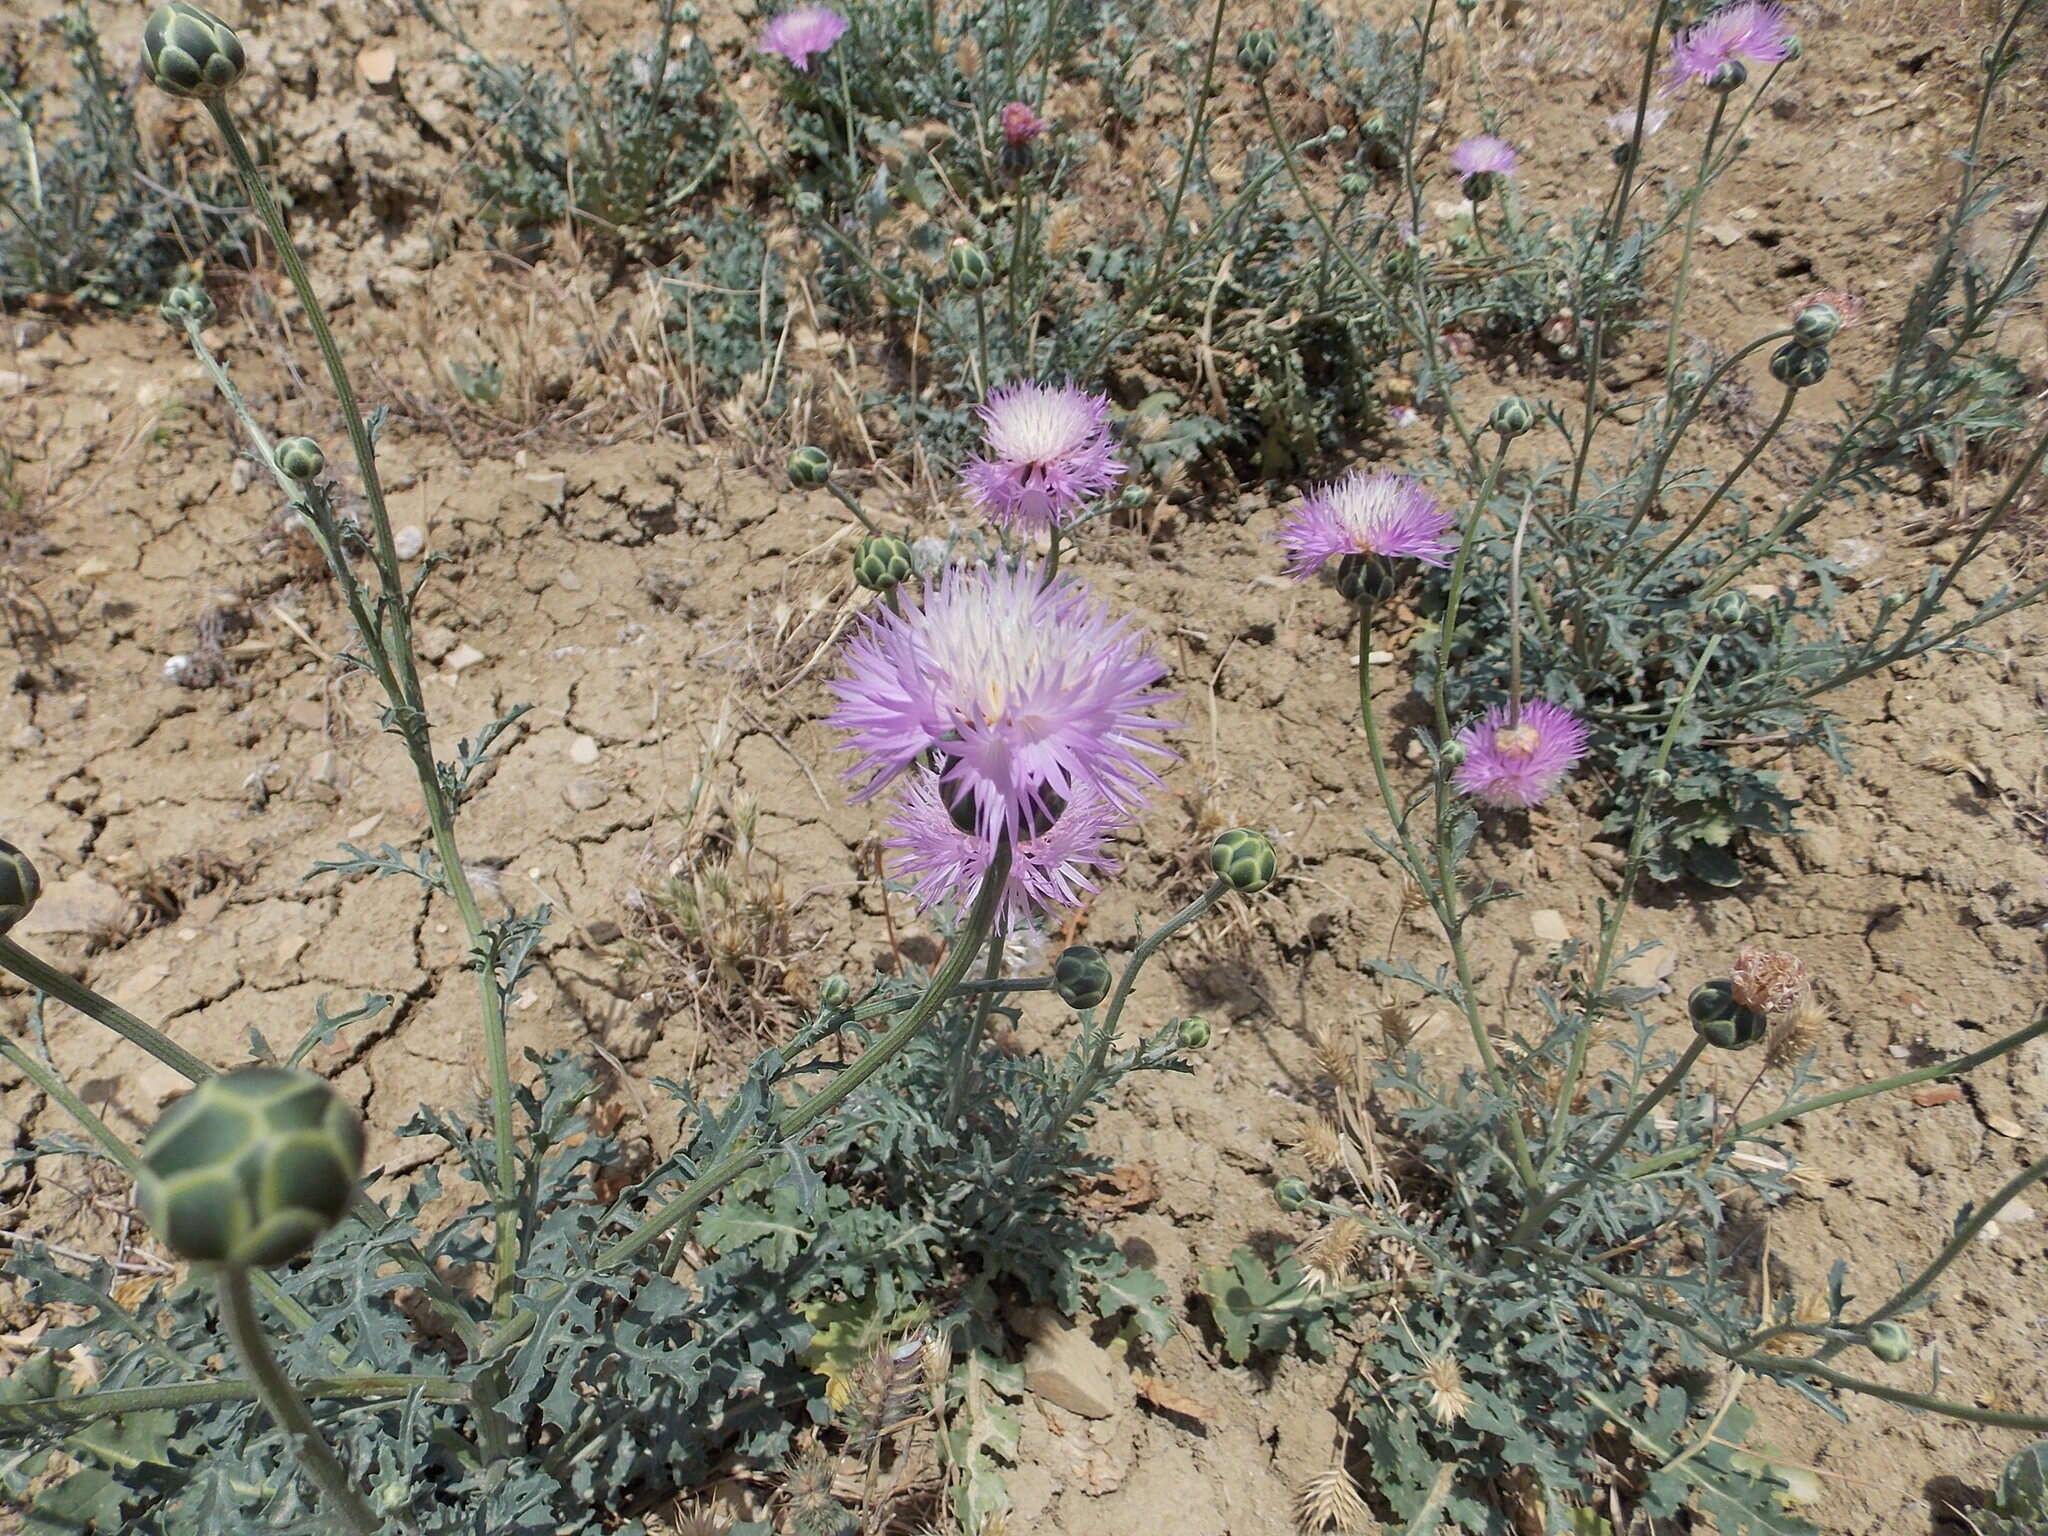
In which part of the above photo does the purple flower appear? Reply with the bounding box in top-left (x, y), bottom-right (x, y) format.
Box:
top-left (1278, 471), bottom-right (1457, 579)
top-left (1452, 701), bottom-right (1591, 809)
top-left (1000, 101), bottom-right (1048, 146)
top-left (1667, 1), bottom-right (1791, 89)
top-left (757, 6), bottom-right (848, 71)
top-left (1449, 135), bottom-right (1519, 178)
top-left (887, 769), bottom-right (1125, 932)
top-left (961, 382), bottom-right (1125, 533)
top-left (830, 562), bottom-right (1176, 847)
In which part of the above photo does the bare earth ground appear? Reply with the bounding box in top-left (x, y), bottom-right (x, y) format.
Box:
top-left (3, 0), bottom-right (2047, 1531)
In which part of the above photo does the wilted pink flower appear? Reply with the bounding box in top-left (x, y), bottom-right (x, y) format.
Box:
top-left (961, 382), bottom-right (1125, 533)
top-left (888, 769), bottom-right (1124, 931)
top-left (1732, 947), bottom-right (1808, 1014)
top-left (1791, 288), bottom-right (1863, 327)
top-left (757, 6), bottom-right (848, 71)
top-left (1604, 104), bottom-right (1670, 140)
top-left (1000, 101), bottom-right (1048, 146)
top-left (1449, 135), bottom-right (1519, 178)
top-left (1667, 1), bottom-right (1791, 89)
top-left (1278, 471), bottom-right (1457, 578)
top-left (1452, 700), bottom-right (1590, 809)
top-left (830, 562), bottom-right (1175, 847)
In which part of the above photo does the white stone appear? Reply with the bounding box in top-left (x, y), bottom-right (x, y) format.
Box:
top-left (394, 525), bottom-right (426, 560)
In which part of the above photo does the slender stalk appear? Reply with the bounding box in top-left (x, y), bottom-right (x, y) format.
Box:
top-left (1630, 384), bottom-right (1799, 592)
top-left (1507, 1037), bottom-right (1708, 1248)
top-left (944, 933), bottom-right (1006, 1125)
top-left (217, 1267), bottom-right (384, 1536)
top-left (1624, 1006), bottom-right (2048, 1179)
top-left (828, 482), bottom-right (885, 537)
top-left (972, 287), bottom-right (992, 395)
top-left (203, 98), bottom-right (521, 1318)
top-left (1663, 92), bottom-right (1730, 384)
top-left (0, 937), bottom-right (211, 1083)
top-left (0, 1373), bottom-right (469, 1430)
top-left (1505, 499), bottom-right (1534, 725)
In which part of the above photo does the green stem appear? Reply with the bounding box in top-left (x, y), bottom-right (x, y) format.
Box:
top-left (1663, 92), bottom-right (1730, 384)
top-left (0, 937), bottom-right (211, 1083)
top-left (973, 288), bottom-right (992, 395)
top-left (1630, 385), bottom-right (1799, 593)
top-left (216, 1267), bottom-right (384, 1536)
top-left (1624, 1007), bottom-right (2048, 1179)
top-left (1729, 1354), bottom-right (2048, 1434)
top-left (944, 933), bottom-right (1006, 1126)
top-left (203, 98), bottom-right (521, 1319)
top-left (828, 482), bottom-right (885, 538)
top-left (0, 1373), bottom-right (469, 1430)
top-left (1859, 1149), bottom-right (2048, 1329)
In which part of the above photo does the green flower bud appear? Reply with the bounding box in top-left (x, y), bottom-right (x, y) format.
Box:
top-left (855, 534), bottom-right (915, 593)
top-left (138, 1067), bottom-right (365, 1268)
top-left (141, 3), bottom-right (247, 100)
top-left (1440, 740), bottom-right (1467, 770)
top-left (1688, 979), bottom-right (1767, 1050)
top-left (1052, 945), bottom-right (1113, 1011)
top-left (1672, 367), bottom-right (1706, 398)
top-left (1274, 1176), bottom-right (1310, 1212)
top-left (1211, 827), bottom-right (1277, 893)
top-left (1996, 1441), bottom-right (2048, 1521)
top-left (1237, 29), bottom-right (1279, 77)
top-left (1338, 172), bottom-right (1371, 198)
top-left (1490, 397), bottom-right (1536, 438)
top-left (157, 282), bottom-right (215, 330)
top-left (1769, 341), bottom-right (1829, 390)
top-left (1707, 58), bottom-right (1748, 93)
top-left (1779, 34), bottom-right (1803, 61)
top-left (1461, 171), bottom-right (1502, 203)
top-left (0, 838), bottom-right (42, 936)
top-left (788, 445), bottom-right (833, 488)
top-left (1334, 551), bottom-right (1397, 606)
top-left (1707, 590), bottom-right (1752, 632)
top-left (818, 974), bottom-right (851, 1009)
top-left (1865, 1321), bottom-right (1912, 1363)
top-left (1647, 767), bottom-right (1673, 790)
top-left (1177, 1015), bottom-right (1212, 1050)
top-left (1117, 484), bottom-right (1149, 510)
top-left (948, 241), bottom-right (992, 290)
top-left (1792, 302), bottom-right (1841, 346)
top-left (273, 436), bottom-right (325, 483)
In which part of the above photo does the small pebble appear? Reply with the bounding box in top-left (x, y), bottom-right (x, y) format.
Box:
top-left (569, 734), bottom-right (600, 766)
top-left (558, 569), bottom-right (583, 591)
top-left (10, 724), bottom-right (44, 749)
top-left (444, 643), bottom-right (486, 673)
top-left (417, 626), bottom-right (457, 662)
top-left (563, 777), bottom-right (610, 812)
top-left (394, 525), bottom-right (426, 560)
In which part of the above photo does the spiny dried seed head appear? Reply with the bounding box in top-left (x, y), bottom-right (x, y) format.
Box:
top-left (1732, 947), bottom-right (1807, 1015)
top-left (1295, 1463), bottom-right (1370, 1532)
top-left (1420, 1352), bottom-right (1472, 1425)
top-left (1376, 997), bottom-right (1416, 1053)
top-left (1766, 997), bottom-right (1827, 1071)
top-left (1310, 1022), bottom-right (1357, 1089)
top-left (1293, 1117), bottom-right (1348, 1176)
top-left (1298, 1217), bottom-right (1367, 1293)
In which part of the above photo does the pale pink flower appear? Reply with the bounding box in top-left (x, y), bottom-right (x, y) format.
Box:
top-left (1667, 1), bottom-right (1792, 90)
top-left (961, 382), bottom-right (1125, 533)
top-left (758, 6), bottom-right (848, 71)
top-left (1452, 701), bottom-right (1590, 809)
top-left (1278, 471), bottom-right (1457, 578)
top-left (1449, 135), bottom-right (1519, 178)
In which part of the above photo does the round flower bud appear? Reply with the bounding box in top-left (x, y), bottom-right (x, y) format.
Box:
top-left (1274, 1176), bottom-right (1310, 1212)
top-left (1707, 58), bottom-right (1748, 93)
top-left (1647, 767), bottom-right (1673, 790)
top-left (1118, 484), bottom-right (1149, 510)
top-left (138, 1066), bottom-right (365, 1268)
top-left (1688, 979), bottom-right (1767, 1050)
top-left (273, 437), bottom-right (325, 483)
top-left (788, 445), bottom-right (833, 488)
top-left (1865, 1321), bottom-right (1912, 1363)
top-left (1334, 552), bottom-right (1397, 606)
top-left (818, 974), bottom-right (851, 1009)
top-left (1177, 1015), bottom-right (1212, 1050)
top-left (1769, 341), bottom-right (1830, 390)
top-left (1611, 141), bottom-right (1639, 170)
top-left (157, 283), bottom-right (215, 330)
top-left (1672, 367), bottom-right (1706, 398)
top-left (855, 534), bottom-right (915, 593)
top-left (1461, 171), bottom-right (1502, 203)
top-left (1439, 740), bottom-right (1467, 770)
top-left (948, 241), bottom-right (993, 290)
top-left (1996, 1441), bottom-right (2048, 1522)
top-left (1792, 302), bottom-right (1842, 347)
top-left (1779, 33), bottom-right (1804, 61)
top-left (1052, 945), bottom-right (1114, 1011)
top-left (1707, 590), bottom-right (1752, 632)
top-left (1210, 828), bottom-right (1278, 893)
top-left (141, 3), bottom-right (247, 100)
top-left (0, 838), bottom-right (42, 936)
top-left (1490, 397), bottom-right (1536, 438)
top-left (1236, 29), bottom-right (1279, 76)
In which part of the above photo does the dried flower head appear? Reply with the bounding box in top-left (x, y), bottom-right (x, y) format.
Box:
top-left (1000, 100), bottom-right (1048, 145)
top-left (1449, 134), bottom-right (1519, 178)
top-left (1451, 701), bottom-right (1591, 809)
top-left (1376, 996), bottom-right (1417, 1053)
top-left (1766, 996), bottom-right (1828, 1071)
top-left (1731, 946), bottom-right (1807, 1015)
top-left (831, 562), bottom-right (1176, 848)
top-left (1667, 1), bottom-right (1792, 89)
top-left (961, 382), bottom-right (1126, 533)
top-left (1420, 1353), bottom-right (1472, 1426)
top-left (1298, 1217), bottom-right (1368, 1294)
top-left (1296, 1463), bottom-right (1370, 1532)
top-left (1293, 1116), bottom-right (1349, 1176)
top-left (757, 6), bottom-right (848, 70)
top-left (1279, 471), bottom-right (1457, 578)
top-left (1309, 1020), bottom-right (1358, 1089)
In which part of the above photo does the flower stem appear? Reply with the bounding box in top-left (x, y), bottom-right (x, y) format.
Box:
top-left (1663, 91), bottom-right (1730, 384)
top-left (203, 97), bottom-right (521, 1319)
top-left (944, 932), bottom-right (1007, 1125)
top-left (1630, 384), bottom-right (1799, 593)
top-left (0, 936), bottom-right (211, 1083)
top-left (829, 482), bottom-right (885, 537)
top-left (216, 1266), bottom-right (385, 1536)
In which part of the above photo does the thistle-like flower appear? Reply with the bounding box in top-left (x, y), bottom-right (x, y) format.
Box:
top-left (1000, 100), bottom-right (1048, 146)
top-left (831, 562), bottom-right (1175, 847)
top-left (960, 382), bottom-right (1125, 533)
top-left (1419, 1353), bottom-right (1472, 1426)
top-left (1667, 1), bottom-right (1793, 91)
top-left (886, 770), bottom-right (1126, 932)
top-left (1278, 471), bottom-right (1457, 579)
top-left (757, 5), bottom-right (849, 71)
top-left (1449, 134), bottom-right (1519, 179)
top-left (1731, 946), bottom-right (1807, 1015)
top-left (1451, 700), bottom-right (1590, 809)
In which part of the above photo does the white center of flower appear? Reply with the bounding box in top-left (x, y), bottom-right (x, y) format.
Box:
top-left (1331, 477), bottom-right (1405, 552)
top-left (986, 390), bottom-right (1093, 467)
top-left (923, 581), bottom-right (1053, 734)
top-left (1492, 723), bottom-right (1541, 759)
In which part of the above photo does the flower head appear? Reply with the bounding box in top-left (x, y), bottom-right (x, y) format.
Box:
top-left (1278, 471), bottom-right (1457, 579)
top-left (961, 382), bottom-right (1125, 532)
top-left (1452, 700), bottom-right (1590, 809)
top-left (1420, 1354), bottom-right (1472, 1426)
top-left (1732, 946), bottom-right (1807, 1014)
top-left (887, 769), bottom-right (1125, 932)
top-left (757, 6), bottom-right (848, 71)
top-left (1449, 135), bottom-right (1519, 178)
top-left (830, 562), bottom-right (1176, 846)
top-left (1667, 1), bottom-right (1792, 90)
top-left (1000, 100), bottom-right (1048, 146)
